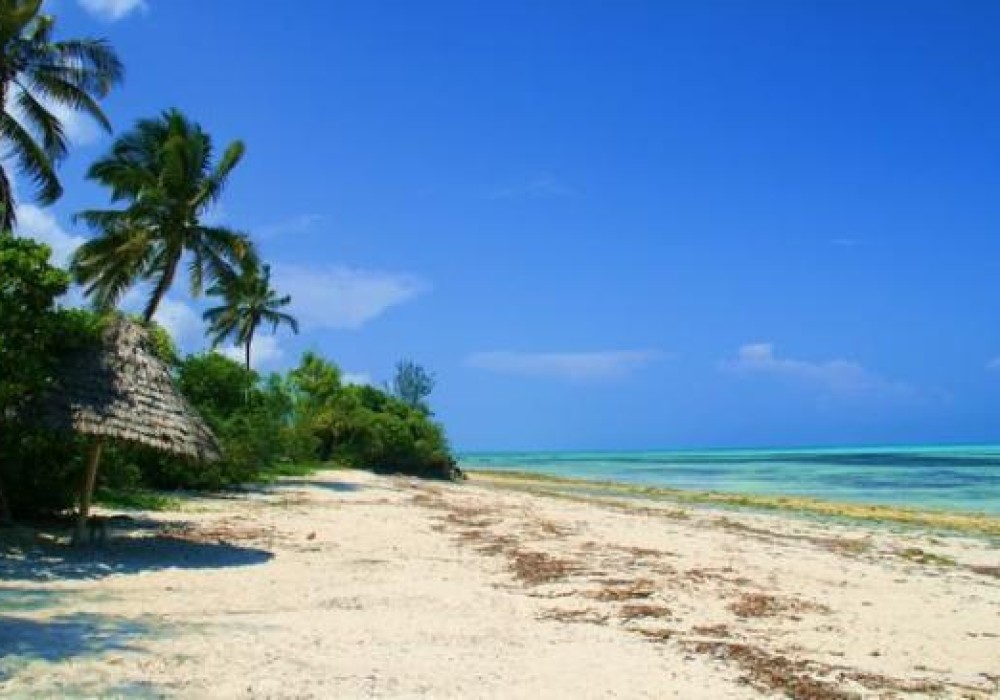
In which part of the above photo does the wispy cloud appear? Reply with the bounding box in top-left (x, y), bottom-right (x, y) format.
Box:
top-left (486, 173), bottom-right (576, 200)
top-left (258, 214), bottom-right (326, 239)
top-left (832, 237), bottom-right (861, 247)
top-left (466, 350), bottom-right (662, 382)
top-left (986, 357), bottom-right (1000, 372)
top-left (16, 205), bottom-right (85, 268)
top-left (272, 264), bottom-right (427, 330)
top-left (148, 296), bottom-right (204, 353)
top-left (78, 0), bottom-right (147, 21)
top-left (721, 342), bottom-right (913, 399)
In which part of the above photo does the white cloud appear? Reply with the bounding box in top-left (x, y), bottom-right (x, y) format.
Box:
top-left (272, 264), bottom-right (427, 330)
top-left (16, 204), bottom-right (85, 268)
top-left (342, 372), bottom-right (373, 386)
top-left (150, 296), bottom-right (204, 353)
top-left (45, 100), bottom-right (103, 146)
top-left (466, 350), bottom-right (661, 382)
top-left (220, 335), bottom-right (284, 370)
top-left (78, 0), bottom-right (147, 21)
top-left (486, 173), bottom-right (576, 200)
top-left (987, 357), bottom-right (1000, 371)
top-left (721, 342), bottom-right (913, 398)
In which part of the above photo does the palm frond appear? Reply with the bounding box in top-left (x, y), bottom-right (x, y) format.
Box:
top-left (49, 39), bottom-right (124, 90)
top-left (0, 111), bottom-right (60, 203)
top-left (13, 80), bottom-right (68, 160)
top-left (193, 140), bottom-right (245, 211)
top-left (28, 70), bottom-right (113, 132)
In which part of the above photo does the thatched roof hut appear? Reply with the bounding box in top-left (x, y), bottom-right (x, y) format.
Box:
top-left (42, 316), bottom-right (220, 461)
top-left (40, 316), bottom-right (219, 543)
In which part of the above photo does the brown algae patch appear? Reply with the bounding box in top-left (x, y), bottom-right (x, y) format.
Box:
top-left (728, 593), bottom-right (830, 619)
top-left (896, 547), bottom-right (957, 567)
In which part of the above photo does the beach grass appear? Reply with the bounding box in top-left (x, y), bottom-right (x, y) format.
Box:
top-left (470, 469), bottom-right (1000, 539)
top-left (95, 487), bottom-right (182, 511)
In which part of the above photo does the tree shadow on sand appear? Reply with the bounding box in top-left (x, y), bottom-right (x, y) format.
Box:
top-left (0, 525), bottom-right (273, 583)
top-left (0, 612), bottom-right (157, 684)
top-left (275, 478), bottom-right (365, 493)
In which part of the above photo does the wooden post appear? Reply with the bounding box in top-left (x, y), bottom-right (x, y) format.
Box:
top-left (72, 438), bottom-right (103, 545)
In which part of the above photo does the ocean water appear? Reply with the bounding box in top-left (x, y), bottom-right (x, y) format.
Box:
top-left (458, 445), bottom-right (1000, 514)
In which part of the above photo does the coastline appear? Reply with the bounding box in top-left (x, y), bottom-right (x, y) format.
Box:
top-left (468, 469), bottom-right (1000, 539)
top-left (2, 469), bottom-right (998, 698)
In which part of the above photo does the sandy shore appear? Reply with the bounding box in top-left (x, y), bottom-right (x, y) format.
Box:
top-left (1, 469), bottom-right (998, 698)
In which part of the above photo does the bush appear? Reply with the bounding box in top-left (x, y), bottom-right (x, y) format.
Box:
top-left (0, 427), bottom-right (84, 516)
top-left (0, 236), bottom-right (106, 518)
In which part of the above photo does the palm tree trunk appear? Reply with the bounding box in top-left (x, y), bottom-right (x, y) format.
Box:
top-left (0, 166), bottom-right (13, 233)
top-left (244, 335), bottom-right (252, 404)
top-left (0, 74), bottom-right (13, 233)
top-left (143, 253), bottom-right (181, 322)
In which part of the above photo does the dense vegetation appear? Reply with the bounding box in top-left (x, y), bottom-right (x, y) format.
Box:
top-left (0, 235), bottom-right (456, 518)
top-left (0, 2), bottom-right (456, 521)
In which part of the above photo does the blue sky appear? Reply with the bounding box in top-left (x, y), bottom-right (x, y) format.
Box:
top-left (17, 0), bottom-right (1000, 451)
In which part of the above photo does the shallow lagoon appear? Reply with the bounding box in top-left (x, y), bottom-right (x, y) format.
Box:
top-left (460, 444), bottom-right (1000, 514)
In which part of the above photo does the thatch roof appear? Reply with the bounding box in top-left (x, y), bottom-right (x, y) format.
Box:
top-left (41, 317), bottom-right (221, 461)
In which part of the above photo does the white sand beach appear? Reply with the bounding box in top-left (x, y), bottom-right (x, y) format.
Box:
top-left (1, 470), bottom-right (998, 698)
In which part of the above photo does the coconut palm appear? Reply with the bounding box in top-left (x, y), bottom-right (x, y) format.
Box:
top-left (0, 0), bottom-right (123, 230)
top-left (71, 109), bottom-right (255, 321)
top-left (203, 261), bottom-right (299, 371)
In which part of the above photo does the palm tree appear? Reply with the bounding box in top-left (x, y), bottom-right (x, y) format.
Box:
top-left (203, 261), bottom-right (299, 371)
top-left (71, 109), bottom-right (255, 321)
top-left (0, 0), bottom-right (123, 230)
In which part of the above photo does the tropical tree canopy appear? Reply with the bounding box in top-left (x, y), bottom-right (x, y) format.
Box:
top-left (388, 359), bottom-right (436, 413)
top-left (71, 109), bottom-right (256, 320)
top-left (203, 261), bottom-right (299, 369)
top-left (0, 0), bottom-right (123, 230)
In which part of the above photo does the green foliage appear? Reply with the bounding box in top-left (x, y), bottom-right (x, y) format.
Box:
top-left (292, 354), bottom-right (455, 479)
top-left (0, 0), bottom-right (123, 229)
top-left (0, 426), bottom-right (83, 515)
top-left (142, 319), bottom-right (181, 368)
top-left (289, 351), bottom-right (342, 408)
top-left (177, 353), bottom-right (256, 427)
top-left (95, 486), bottom-right (180, 511)
top-left (0, 235), bottom-right (70, 411)
top-left (387, 359), bottom-right (436, 413)
top-left (0, 237), bottom-right (104, 516)
top-left (0, 240), bottom-right (456, 516)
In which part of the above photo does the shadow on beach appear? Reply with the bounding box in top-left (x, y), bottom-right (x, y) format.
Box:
top-left (274, 478), bottom-right (364, 493)
top-left (0, 612), bottom-right (150, 667)
top-left (0, 525), bottom-right (274, 582)
top-left (0, 612), bottom-right (164, 693)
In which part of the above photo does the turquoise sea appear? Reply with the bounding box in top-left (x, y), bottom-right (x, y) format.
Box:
top-left (458, 445), bottom-right (1000, 514)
